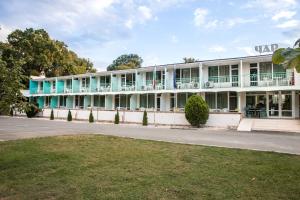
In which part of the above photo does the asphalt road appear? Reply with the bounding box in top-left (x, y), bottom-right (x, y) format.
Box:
top-left (1, 116), bottom-right (300, 155)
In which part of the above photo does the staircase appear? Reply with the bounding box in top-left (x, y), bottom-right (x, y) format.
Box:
top-left (237, 118), bottom-right (300, 133)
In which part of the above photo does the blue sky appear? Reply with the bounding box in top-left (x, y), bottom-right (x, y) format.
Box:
top-left (0, 0), bottom-right (299, 71)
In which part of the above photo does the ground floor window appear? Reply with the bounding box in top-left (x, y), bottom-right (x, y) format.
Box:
top-left (115, 95), bottom-right (130, 110)
top-left (75, 95), bottom-right (84, 108)
top-left (59, 96), bottom-right (67, 107)
top-left (281, 92), bottom-right (292, 117)
top-left (177, 93), bottom-right (194, 109)
top-left (205, 92), bottom-right (229, 111)
top-left (94, 95), bottom-right (105, 108)
top-left (45, 96), bottom-right (52, 107)
top-left (140, 94), bottom-right (155, 109)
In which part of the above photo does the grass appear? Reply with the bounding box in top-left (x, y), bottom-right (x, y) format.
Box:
top-left (0, 135), bottom-right (300, 200)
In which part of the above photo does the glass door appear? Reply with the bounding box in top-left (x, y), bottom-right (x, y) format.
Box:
top-left (268, 92), bottom-right (279, 117)
top-left (250, 63), bottom-right (258, 86)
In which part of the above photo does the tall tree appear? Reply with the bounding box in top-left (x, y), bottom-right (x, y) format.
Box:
top-left (107, 54), bottom-right (143, 71)
top-left (0, 28), bottom-right (96, 85)
top-left (272, 39), bottom-right (300, 72)
top-left (0, 57), bottom-right (26, 114)
top-left (183, 57), bottom-right (198, 63)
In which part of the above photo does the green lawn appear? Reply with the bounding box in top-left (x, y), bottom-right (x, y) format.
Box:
top-left (0, 135), bottom-right (300, 200)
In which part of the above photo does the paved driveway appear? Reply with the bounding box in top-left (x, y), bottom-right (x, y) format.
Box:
top-left (1, 116), bottom-right (300, 155)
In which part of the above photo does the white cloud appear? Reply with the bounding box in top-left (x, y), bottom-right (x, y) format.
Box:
top-left (209, 45), bottom-right (226, 53)
top-left (125, 19), bottom-right (133, 29)
top-left (194, 8), bottom-right (208, 27)
top-left (171, 35), bottom-right (179, 43)
top-left (244, 0), bottom-right (297, 10)
top-left (237, 47), bottom-right (256, 56)
top-left (272, 10), bottom-right (296, 21)
top-left (205, 20), bottom-right (219, 29)
top-left (138, 6), bottom-right (153, 21)
top-left (276, 19), bottom-right (300, 28)
top-left (226, 18), bottom-right (257, 28)
top-left (0, 24), bottom-right (13, 42)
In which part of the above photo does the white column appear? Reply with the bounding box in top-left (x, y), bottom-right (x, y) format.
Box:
top-left (266, 92), bottom-right (270, 117)
top-left (71, 77), bottom-right (74, 93)
top-left (135, 69), bottom-right (138, 91)
top-left (89, 75), bottom-right (92, 92)
top-left (199, 63), bottom-right (203, 89)
top-left (110, 73), bottom-right (113, 92)
top-left (164, 67), bottom-right (167, 90)
top-left (240, 59), bottom-right (243, 88)
top-left (91, 95), bottom-right (94, 108)
top-left (55, 78), bottom-right (58, 94)
top-left (154, 93), bottom-right (157, 111)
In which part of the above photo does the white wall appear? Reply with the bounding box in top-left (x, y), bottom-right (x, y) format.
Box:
top-left (38, 108), bottom-right (241, 128)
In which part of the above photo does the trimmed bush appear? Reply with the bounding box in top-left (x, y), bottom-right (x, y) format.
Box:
top-left (89, 110), bottom-right (94, 123)
top-left (50, 109), bottom-right (54, 120)
top-left (25, 102), bottom-right (40, 118)
top-left (67, 110), bottom-right (72, 121)
top-left (114, 110), bottom-right (119, 124)
top-left (185, 95), bottom-right (209, 127)
top-left (142, 110), bottom-right (148, 126)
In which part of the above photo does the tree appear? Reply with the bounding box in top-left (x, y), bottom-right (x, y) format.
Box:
top-left (89, 109), bottom-right (94, 123)
top-left (114, 110), bottom-right (120, 124)
top-left (272, 39), bottom-right (300, 72)
top-left (0, 28), bottom-right (96, 86)
top-left (50, 109), bottom-right (54, 120)
top-left (185, 95), bottom-right (209, 127)
top-left (24, 102), bottom-right (40, 118)
top-left (183, 57), bottom-right (198, 63)
top-left (67, 110), bottom-right (72, 121)
top-left (0, 57), bottom-right (26, 115)
top-left (142, 110), bottom-right (148, 126)
top-left (107, 54), bottom-right (143, 71)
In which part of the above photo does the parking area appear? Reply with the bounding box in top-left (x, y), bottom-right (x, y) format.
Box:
top-left (1, 116), bottom-right (300, 155)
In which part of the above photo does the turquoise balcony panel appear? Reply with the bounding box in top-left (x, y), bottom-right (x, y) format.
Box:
top-left (57, 80), bottom-right (64, 93)
top-left (29, 80), bottom-right (38, 94)
top-left (84, 95), bottom-right (91, 108)
top-left (91, 77), bottom-right (97, 92)
top-left (37, 96), bottom-right (44, 109)
top-left (72, 79), bottom-right (80, 93)
top-left (50, 96), bottom-right (58, 108)
top-left (43, 81), bottom-right (51, 94)
top-left (112, 76), bottom-right (119, 92)
top-left (66, 96), bottom-right (74, 109)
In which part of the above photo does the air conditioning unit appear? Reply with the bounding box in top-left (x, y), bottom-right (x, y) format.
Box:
top-left (205, 81), bottom-right (214, 88)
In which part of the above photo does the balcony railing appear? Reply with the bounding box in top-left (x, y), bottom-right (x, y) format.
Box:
top-left (175, 77), bottom-right (200, 89)
top-left (243, 72), bottom-right (294, 87)
top-left (204, 75), bottom-right (239, 88)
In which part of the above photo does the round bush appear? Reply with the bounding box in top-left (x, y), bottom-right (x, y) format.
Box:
top-left (185, 95), bottom-right (209, 127)
top-left (25, 102), bottom-right (40, 118)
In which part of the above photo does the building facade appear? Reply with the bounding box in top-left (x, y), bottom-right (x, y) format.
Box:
top-left (29, 54), bottom-right (300, 120)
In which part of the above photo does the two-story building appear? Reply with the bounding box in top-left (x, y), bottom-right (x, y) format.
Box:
top-left (28, 54), bottom-right (300, 126)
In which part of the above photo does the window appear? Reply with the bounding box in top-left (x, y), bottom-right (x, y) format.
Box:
top-left (177, 93), bottom-right (186, 108)
top-left (281, 92), bottom-right (292, 117)
top-left (217, 92), bottom-right (228, 109)
top-left (205, 93), bottom-right (216, 109)
top-left (140, 94), bottom-right (147, 108)
top-left (219, 65), bottom-right (229, 82)
top-left (208, 66), bottom-right (218, 82)
top-left (59, 96), bottom-right (67, 107)
top-left (52, 81), bottom-right (56, 89)
top-left (148, 94), bottom-right (155, 108)
top-left (66, 79), bottom-right (72, 89)
top-left (191, 68), bottom-right (199, 81)
top-left (259, 62), bottom-right (272, 80)
top-left (229, 92), bottom-right (237, 111)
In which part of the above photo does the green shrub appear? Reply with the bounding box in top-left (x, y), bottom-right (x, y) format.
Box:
top-left (114, 110), bottom-right (119, 124)
top-left (89, 109), bottom-right (94, 123)
top-left (142, 110), bottom-right (148, 126)
top-left (67, 110), bottom-right (72, 121)
top-left (25, 102), bottom-right (40, 118)
top-left (185, 95), bottom-right (209, 127)
top-left (50, 109), bottom-right (54, 120)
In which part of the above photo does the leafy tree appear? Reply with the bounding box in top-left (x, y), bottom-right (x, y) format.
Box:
top-left (272, 39), bottom-right (300, 72)
top-left (142, 110), bottom-right (148, 126)
top-left (0, 57), bottom-right (26, 115)
top-left (89, 109), bottom-right (94, 123)
top-left (0, 28), bottom-right (96, 86)
top-left (50, 109), bottom-right (54, 120)
top-left (107, 54), bottom-right (143, 71)
top-left (185, 95), bottom-right (209, 127)
top-left (114, 110), bottom-right (120, 124)
top-left (67, 110), bottom-right (72, 121)
top-left (183, 57), bottom-right (198, 63)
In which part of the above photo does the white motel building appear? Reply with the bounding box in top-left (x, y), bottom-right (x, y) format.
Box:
top-left (28, 54), bottom-right (300, 128)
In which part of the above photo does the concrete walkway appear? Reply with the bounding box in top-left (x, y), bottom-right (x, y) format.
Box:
top-left (1, 116), bottom-right (300, 155)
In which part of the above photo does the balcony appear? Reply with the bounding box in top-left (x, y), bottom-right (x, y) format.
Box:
top-left (175, 78), bottom-right (200, 89)
top-left (243, 72), bottom-right (294, 87)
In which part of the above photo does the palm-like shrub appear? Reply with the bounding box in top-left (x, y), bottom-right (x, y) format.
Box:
top-left (50, 109), bottom-right (54, 120)
top-left (114, 110), bottom-right (119, 124)
top-left (185, 95), bottom-right (209, 127)
top-left (89, 109), bottom-right (94, 123)
top-left (142, 110), bottom-right (148, 126)
top-left (67, 110), bottom-right (72, 121)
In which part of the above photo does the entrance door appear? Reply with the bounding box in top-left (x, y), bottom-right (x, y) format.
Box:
top-left (268, 92), bottom-right (279, 117)
top-left (156, 94), bottom-right (161, 111)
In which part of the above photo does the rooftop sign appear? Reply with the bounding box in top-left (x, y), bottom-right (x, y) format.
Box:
top-left (255, 44), bottom-right (278, 54)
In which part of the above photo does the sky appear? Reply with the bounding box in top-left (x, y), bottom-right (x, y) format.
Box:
top-left (0, 0), bottom-right (300, 71)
